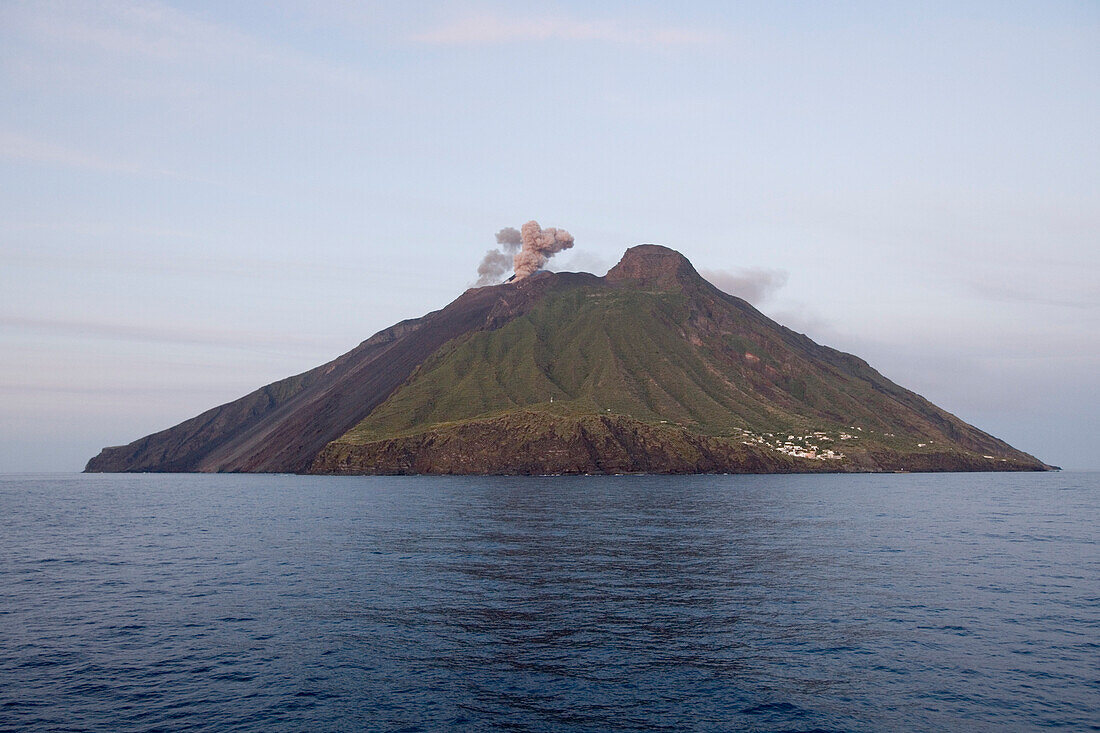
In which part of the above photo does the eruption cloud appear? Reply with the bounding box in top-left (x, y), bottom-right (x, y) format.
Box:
top-left (474, 249), bottom-right (512, 286)
top-left (495, 227), bottom-right (522, 252)
top-left (513, 220), bottom-right (574, 280)
top-left (474, 220), bottom-right (576, 286)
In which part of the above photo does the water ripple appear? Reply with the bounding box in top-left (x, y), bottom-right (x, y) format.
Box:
top-left (0, 471), bottom-right (1097, 731)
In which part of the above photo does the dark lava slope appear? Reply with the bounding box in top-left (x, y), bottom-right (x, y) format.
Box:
top-left (85, 272), bottom-right (599, 473)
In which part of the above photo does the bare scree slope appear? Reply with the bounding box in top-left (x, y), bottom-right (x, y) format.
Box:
top-left (86, 246), bottom-right (1051, 474)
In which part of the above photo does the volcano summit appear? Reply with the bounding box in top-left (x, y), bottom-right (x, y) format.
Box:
top-left (86, 246), bottom-right (1051, 475)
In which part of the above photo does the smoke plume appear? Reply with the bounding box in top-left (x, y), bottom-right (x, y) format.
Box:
top-left (474, 249), bottom-right (512, 286)
top-left (701, 268), bottom-right (788, 305)
top-left (513, 220), bottom-right (574, 280)
top-left (495, 227), bottom-right (522, 252)
top-left (474, 220), bottom-right (576, 286)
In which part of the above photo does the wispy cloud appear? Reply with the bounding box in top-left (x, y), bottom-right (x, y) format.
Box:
top-left (0, 237), bottom-right (395, 286)
top-left (0, 129), bottom-right (166, 176)
top-left (962, 277), bottom-right (1099, 311)
top-left (0, 128), bottom-right (253, 191)
top-left (410, 13), bottom-right (723, 47)
top-left (0, 315), bottom-right (333, 353)
top-left (0, 382), bottom-right (249, 398)
top-left (1, 0), bottom-right (373, 100)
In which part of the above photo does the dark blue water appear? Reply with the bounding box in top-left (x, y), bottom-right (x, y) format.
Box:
top-left (1, 472), bottom-right (1097, 732)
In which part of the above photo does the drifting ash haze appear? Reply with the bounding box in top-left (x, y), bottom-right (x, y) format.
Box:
top-left (475, 250), bottom-right (512, 286)
top-left (475, 221), bottom-right (575, 286)
top-left (700, 267), bottom-right (789, 305)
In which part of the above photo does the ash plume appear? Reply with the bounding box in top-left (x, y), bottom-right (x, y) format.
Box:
top-left (513, 220), bottom-right (574, 280)
top-left (495, 227), bottom-right (522, 252)
top-left (474, 220), bottom-right (576, 286)
top-left (475, 249), bottom-right (512, 286)
top-left (701, 267), bottom-right (788, 305)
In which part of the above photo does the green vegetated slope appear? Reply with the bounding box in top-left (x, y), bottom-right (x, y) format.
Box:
top-left (342, 288), bottom-right (728, 440)
top-left (315, 270), bottom-right (1046, 475)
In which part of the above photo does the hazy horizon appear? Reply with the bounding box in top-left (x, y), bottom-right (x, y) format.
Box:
top-left (1, 1), bottom-right (1097, 471)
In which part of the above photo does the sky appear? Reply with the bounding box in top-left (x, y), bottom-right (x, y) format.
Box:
top-left (1, 0), bottom-right (1097, 472)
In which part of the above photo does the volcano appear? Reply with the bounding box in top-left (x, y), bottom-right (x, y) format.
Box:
top-left (86, 245), bottom-right (1051, 475)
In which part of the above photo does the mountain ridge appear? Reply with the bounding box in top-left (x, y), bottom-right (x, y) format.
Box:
top-left (86, 245), bottom-right (1052, 475)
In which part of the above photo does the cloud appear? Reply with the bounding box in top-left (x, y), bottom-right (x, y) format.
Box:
top-left (0, 382), bottom-right (242, 398)
top-left (1, 0), bottom-right (373, 101)
top-left (701, 267), bottom-right (789, 305)
top-left (410, 13), bottom-right (722, 47)
top-left (0, 236), bottom-right (382, 284)
top-left (0, 315), bottom-right (331, 352)
top-left (0, 129), bottom-right (172, 177)
top-left (962, 277), bottom-right (1099, 310)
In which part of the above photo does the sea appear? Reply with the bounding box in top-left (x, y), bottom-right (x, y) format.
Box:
top-left (0, 472), bottom-right (1096, 732)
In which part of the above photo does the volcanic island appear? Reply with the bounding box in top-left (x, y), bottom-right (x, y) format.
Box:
top-left (86, 244), bottom-right (1053, 475)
